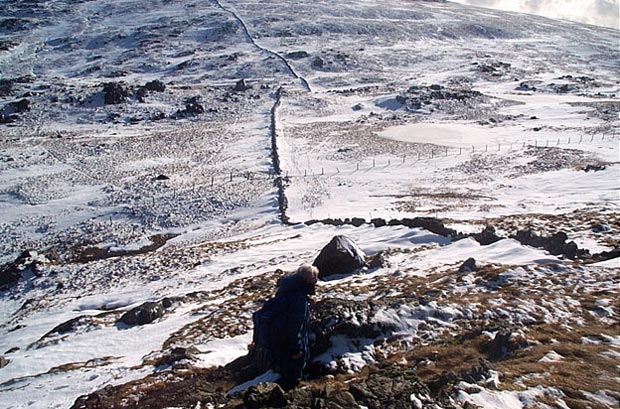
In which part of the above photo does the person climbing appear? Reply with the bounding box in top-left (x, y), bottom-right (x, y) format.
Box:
top-left (252, 263), bottom-right (319, 389)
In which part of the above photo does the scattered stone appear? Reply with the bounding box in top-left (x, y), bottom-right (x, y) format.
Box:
top-left (242, 382), bottom-right (287, 409)
top-left (144, 80), bottom-right (165, 92)
top-left (155, 174), bottom-right (170, 181)
top-left (458, 257), bottom-right (477, 273)
top-left (312, 56), bottom-right (325, 69)
top-left (102, 82), bottom-right (128, 104)
top-left (583, 164), bottom-right (606, 172)
top-left (472, 225), bottom-right (501, 245)
top-left (313, 235), bottom-right (366, 279)
top-left (368, 250), bottom-right (387, 270)
top-left (120, 301), bottom-right (165, 326)
top-left (233, 79), bottom-right (250, 92)
top-left (371, 218), bottom-right (387, 227)
top-left (183, 95), bottom-right (205, 115)
top-left (286, 51), bottom-right (309, 59)
top-left (485, 329), bottom-right (530, 359)
top-left (591, 223), bottom-right (611, 233)
top-left (513, 229), bottom-right (586, 259)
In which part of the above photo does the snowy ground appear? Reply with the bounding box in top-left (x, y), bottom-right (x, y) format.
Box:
top-left (0, 1), bottom-right (618, 408)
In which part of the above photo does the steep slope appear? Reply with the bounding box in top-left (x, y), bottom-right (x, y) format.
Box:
top-left (0, 1), bottom-right (618, 408)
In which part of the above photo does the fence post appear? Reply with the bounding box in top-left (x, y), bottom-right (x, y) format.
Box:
top-left (498, 143), bottom-right (501, 151)
top-left (568, 137), bottom-right (571, 144)
top-left (321, 167), bottom-right (324, 175)
top-left (431, 150), bottom-right (434, 159)
top-left (459, 147), bottom-right (462, 155)
top-left (373, 159), bottom-right (376, 167)
top-left (388, 159), bottom-right (391, 166)
top-left (211, 176), bottom-right (214, 187)
top-left (357, 163), bottom-right (360, 171)
top-left (304, 169), bottom-right (307, 177)
top-left (230, 172), bottom-right (233, 182)
top-left (402, 155), bottom-right (406, 163)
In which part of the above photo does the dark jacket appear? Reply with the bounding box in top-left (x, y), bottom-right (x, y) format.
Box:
top-left (253, 273), bottom-right (314, 385)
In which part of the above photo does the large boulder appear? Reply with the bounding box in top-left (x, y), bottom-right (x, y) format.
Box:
top-left (313, 235), bottom-right (366, 279)
top-left (120, 301), bottom-right (165, 326)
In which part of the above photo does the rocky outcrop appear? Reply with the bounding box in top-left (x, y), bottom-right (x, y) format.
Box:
top-left (119, 300), bottom-right (169, 326)
top-left (513, 230), bottom-right (585, 259)
top-left (0, 250), bottom-right (48, 290)
top-left (233, 79), bottom-right (250, 92)
top-left (102, 82), bottom-right (129, 104)
top-left (458, 257), bottom-right (477, 273)
top-left (313, 235), bottom-right (366, 279)
top-left (471, 225), bottom-right (501, 245)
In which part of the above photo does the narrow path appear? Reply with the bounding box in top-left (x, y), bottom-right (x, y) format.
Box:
top-left (211, 0), bottom-right (311, 92)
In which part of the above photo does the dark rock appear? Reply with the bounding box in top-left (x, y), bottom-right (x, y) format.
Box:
top-left (287, 388), bottom-right (313, 407)
top-left (313, 235), bottom-right (366, 279)
top-left (513, 229), bottom-right (586, 259)
top-left (485, 329), bottom-right (530, 360)
top-left (0, 250), bottom-right (45, 290)
top-left (242, 382), bottom-right (287, 408)
top-left (312, 56), bottom-right (325, 69)
top-left (162, 297), bottom-right (173, 308)
top-left (563, 241), bottom-right (578, 260)
top-left (368, 251), bottom-right (387, 270)
top-left (286, 51), bottom-right (309, 59)
top-left (458, 257), bottom-right (477, 273)
top-left (144, 80), bottom-right (165, 92)
top-left (0, 356), bottom-right (9, 368)
top-left (472, 225), bottom-right (501, 245)
top-left (583, 164), bottom-right (606, 172)
top-left (351, 217), bottom-right (366, 227)
top-left (591, 223), bottom-right (611, 233)
top-left (120, 301), bottom-right (164, 326)
top-left (371, 218), bottom-right (386, 227)
top-left (233, 79), bottom-right (250, 92)
top-left (0, 79), bottom-right (13, 97)
top-left (102, 82), bottom-right (128, 104)
top-left (183, 96), bottom-right (204, 115)
top-left (155, 174), bottom-right (170, 181)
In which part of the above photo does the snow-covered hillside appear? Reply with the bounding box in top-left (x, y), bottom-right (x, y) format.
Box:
top-left (0, 1), bottom-right (618, 408)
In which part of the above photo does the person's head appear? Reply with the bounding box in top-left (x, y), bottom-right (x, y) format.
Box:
top-left (295, 263), bottom-right (319, 286)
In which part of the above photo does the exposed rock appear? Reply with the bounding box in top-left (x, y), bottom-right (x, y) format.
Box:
top-left (513, 229), bottom-right (586, 259)
top-left (0, 356), bottom-right (9, 368)
top-left (312, 56), bottom-right (325, 69)
top-left (458, 257), bottom-right (477, 273)
top-left (485, 329), bottom-right (530, 360)
top-left (371, 218), bottom-right (387, 227)
top-left (120, 301), bottom-right (165, 326)
top-left (286, 51), bottom-right (309, 59)
top-left (102, 82), bottom-right (129, 104)
top-left (155, 174), bottom-right (170, 181)
top-left (144, 79), bottom-right (166, 92)
top-left (591, 223), bottom-right (611, 233)
top-left (233, 79), bottom-right (250, 92)
top-left (155, 346), bottom-right (201, 367)
top-left (242, 382), bottom-right (287, 408)
top-left (182, 95), bottom-right (205, 115)
top-left (471, 225), bottom-right (501, 245)
top-left (368, 250), bottom-right (387, 270)
top-left (0, 250), bottom-right (47, 290)
top-left (583, 164), bottom-right (606, 172)
top-left (313, 235), bottom-right (366, 279)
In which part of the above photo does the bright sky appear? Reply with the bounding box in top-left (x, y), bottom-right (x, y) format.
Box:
top-left (451, 0), bottom-right (620, 29)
